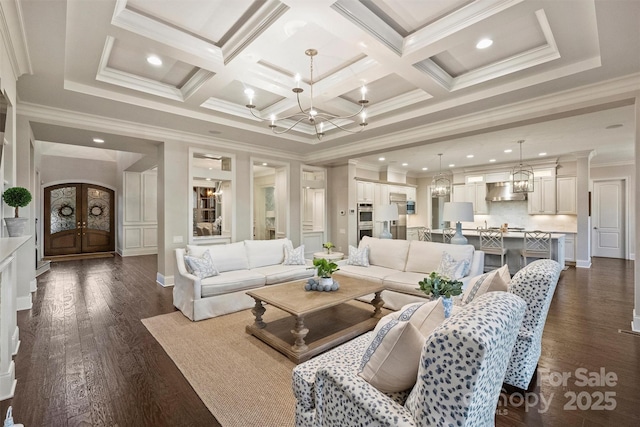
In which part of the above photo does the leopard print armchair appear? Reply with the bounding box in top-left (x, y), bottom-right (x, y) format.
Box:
top-left (504, 259), bottom-right (562, 390)
top-left (292, 292), bottom-right (526, 426)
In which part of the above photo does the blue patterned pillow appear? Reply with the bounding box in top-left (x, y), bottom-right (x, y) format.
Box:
top-left (184, 250), bottom-right (219, 279)
top-left (436, 251), bottom-right (470, 280)
top-left (283, 244), bottom-right (306, 265)
top-left (347, 245), bottom-right (370, 266)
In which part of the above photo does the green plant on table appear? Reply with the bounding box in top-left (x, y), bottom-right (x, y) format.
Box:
top-left (312, 258), bottom-right (339, 278)
top-left (417, 271), bottom-right (463, 299)
top-left (323, 241), bottom-right (335, 253)
top-left (2, 187), bottom-right (32, 217)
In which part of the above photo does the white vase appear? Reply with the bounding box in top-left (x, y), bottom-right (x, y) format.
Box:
top-left (319, 277), bottom-right (333, 287)
top-left (4, 218), bottom-right (28, 237)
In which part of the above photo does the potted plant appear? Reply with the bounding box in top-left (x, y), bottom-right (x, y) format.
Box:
top-left (417, 271), bottom-right (463, 317)
top-left (312, 258), bottom-right (339, 287)
top-left (2, 186), bottom-right (32, 237)
top-left (323, 241), bottom-right (335, 254)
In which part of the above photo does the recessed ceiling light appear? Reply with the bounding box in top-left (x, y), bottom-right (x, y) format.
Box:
top-left (539, 152), bottom-right (547, 156)
top-left (93, 138), bottom-right (104, 143)
top-left (421, 167), bottom-right (428, 171)
top-left (262, 162), bottom-right (268, 166)
top-left (205, 178), bottom-right (212, 181)
top-left (378, 157), bottom-right (385, 161)
top-left (466, 154), bottom-right (474, 158)
top-left (489, 159), bottom-right (496, 162)
top-left (606, 124), bottom-right (623, 129)
top-left (402, 162), bottom-right (408, 166)
top-left (146, 55), bottom-right (162, 66)
top-left (476, 38), bottom-right (493, 49)
top-left (504, 149), bottom-right (513, 153)
top-left (208, 167), bottom-right (212, 170)
top-left (448, 164), bottom-right (455, 167)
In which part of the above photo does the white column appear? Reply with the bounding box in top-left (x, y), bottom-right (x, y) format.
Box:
top-left (575, 152), bottom-right (592, 268)
top-left (633, 94), bottom-right (640, 332)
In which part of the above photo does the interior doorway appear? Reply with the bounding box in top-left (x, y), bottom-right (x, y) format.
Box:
top-left (592, 179), bottom-right (626, 259)
top-left (44, 183), bottom-right (115, 256)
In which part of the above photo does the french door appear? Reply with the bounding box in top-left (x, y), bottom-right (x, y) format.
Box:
top-left (44, 183), bottom-right (115, 256)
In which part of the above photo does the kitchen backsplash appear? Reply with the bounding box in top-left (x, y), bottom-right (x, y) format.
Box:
top-left (462, 201), bottom-right (578, 233)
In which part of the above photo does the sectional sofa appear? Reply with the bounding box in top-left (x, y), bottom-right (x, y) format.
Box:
top-left (338, 236), bottom-right (484, 310)
top-left (174, 238), bottom-right (314, 321)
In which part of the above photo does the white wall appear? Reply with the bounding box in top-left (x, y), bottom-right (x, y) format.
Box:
top-left (40, 155), bottom-right (117, 188)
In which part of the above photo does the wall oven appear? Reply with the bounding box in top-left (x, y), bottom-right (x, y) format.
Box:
top-left (357, 203), bottom-right (374, 241)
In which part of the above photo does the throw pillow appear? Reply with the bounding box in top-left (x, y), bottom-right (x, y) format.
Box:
top-left (283, 244), bottom-right (306, 265)
top-left (358, 319), bottom-right (424, 392)
top-left (460, 268), bottom-right (508, 305)
top-left (436, 251), bottom-right (470, 280)
top-left (496, 263), bottom-right (511, 284)
top-left (184, 250), bottom-right (219, 279)
top-left (347, 245), bottom-right (370, 266)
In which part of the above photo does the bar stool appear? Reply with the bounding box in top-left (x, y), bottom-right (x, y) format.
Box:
top-left (442, 227), bottom-right (455, 243)
top-left (521, 231), bottom-right (552, 267)
top-left (479, 229), bottom-right (508, 271)
top-left (418, 227), bottom-right (432, 242)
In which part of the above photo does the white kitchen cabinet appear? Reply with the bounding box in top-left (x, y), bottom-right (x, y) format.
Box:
top-left (556, 176), bottom-right (577, 214)
top-left (375, 183), bottom-right (389, 206)
top-left (357, 181), bottom-right (374, 202)
top-left (564, 233), bottom-right (575, 262)
top-left (406, 187), bottom-right (416, 202)
top-left (452, 183), bottom-right (488, 214)
top-left (528, 177), bottom-right (556, 214)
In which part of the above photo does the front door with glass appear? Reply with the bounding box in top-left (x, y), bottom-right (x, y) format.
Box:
top-left (44, 183), bottom-right (115, 256)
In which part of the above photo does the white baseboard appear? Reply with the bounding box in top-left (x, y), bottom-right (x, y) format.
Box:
top-left (0, 361), bottom-right (16, 400)
top-left (576, 258), bottom-right (592, 268)
top-left (16, 295), bottom-right (32, 311)
top-left (629, 252), bottom-right (635, 261)
top-left (121, 247), bottom-right (158, 257)
top-left (633, 309), bottom-right (640, 332)
top-left (156, 272), bottom-right (174, 287)
top-left (30, 278), bottom-right (37, 292)
top-left (12, 327), bottom-right (19, 356)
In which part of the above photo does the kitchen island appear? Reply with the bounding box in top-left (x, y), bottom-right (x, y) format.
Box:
top-left (431, 229), bottom-right (565, 274)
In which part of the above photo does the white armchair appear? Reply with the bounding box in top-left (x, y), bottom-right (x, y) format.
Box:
top-left (292, 292), bottom-right (526, 426)
top-left (504, 259), bottom-right (562, 390)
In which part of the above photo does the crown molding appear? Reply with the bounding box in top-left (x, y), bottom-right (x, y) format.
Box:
top-left (305, 72), bottom-right (640, 164)
top-left (17, 102), bottom-right (305, 162)
top-left (0, 0), bottom-right (33, 78)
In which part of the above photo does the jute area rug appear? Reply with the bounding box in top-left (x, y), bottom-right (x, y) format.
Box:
top-left (142, 308), bottom-right (297, 427)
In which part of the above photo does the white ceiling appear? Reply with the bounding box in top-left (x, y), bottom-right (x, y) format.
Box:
top-left (15, 0), bottom-right (640, 174)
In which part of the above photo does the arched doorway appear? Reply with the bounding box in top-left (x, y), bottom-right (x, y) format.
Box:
top-left (44, 183), bottom-right (115, 256)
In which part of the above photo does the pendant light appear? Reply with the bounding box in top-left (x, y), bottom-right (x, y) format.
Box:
top-left (431, 153), bottom-right (452, 198)
top-left (512, 140), bottom-right (534, 193)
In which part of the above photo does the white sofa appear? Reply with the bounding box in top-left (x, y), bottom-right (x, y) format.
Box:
top-left (174, 238), bottom-right (314, 321)
top-left (338, 236), bottom-right (484, 310)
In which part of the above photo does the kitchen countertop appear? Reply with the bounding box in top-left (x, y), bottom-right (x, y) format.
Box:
top-left (432, 229), bottom-right (566, 239)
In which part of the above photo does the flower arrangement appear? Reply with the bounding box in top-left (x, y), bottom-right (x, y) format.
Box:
top-left (417, 271), bottom-right (463, 299)
top-left (323, 241), bottom-right (335, 253)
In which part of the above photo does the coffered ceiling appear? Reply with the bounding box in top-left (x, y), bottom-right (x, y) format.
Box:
top-left (15, 0), bottom-right (640, 173)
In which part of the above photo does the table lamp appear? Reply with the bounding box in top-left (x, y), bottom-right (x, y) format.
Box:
top-left (443, 202), bottom-right (474, 244)
top-left (376, 204), bottom-right (399, 239)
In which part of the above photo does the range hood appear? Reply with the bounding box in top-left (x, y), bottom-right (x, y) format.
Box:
top-left (485, 181), bottom-right (527, 202)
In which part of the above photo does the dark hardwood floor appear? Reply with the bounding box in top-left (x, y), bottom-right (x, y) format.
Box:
top-left (0, 255), bottom-right (220, 427)
top-left (0, 255), bottom-right (638, 426)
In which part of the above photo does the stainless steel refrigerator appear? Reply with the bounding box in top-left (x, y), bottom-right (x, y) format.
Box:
top-left (389, 193), bottom-right (407, 239)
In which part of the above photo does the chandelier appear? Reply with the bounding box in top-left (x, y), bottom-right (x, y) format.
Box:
top-left (431, 153), bottom-right (452, 198)
top-left (511, 140), bottom-right (534, 193)
top-left (244, 49), bottom-right (369, 140)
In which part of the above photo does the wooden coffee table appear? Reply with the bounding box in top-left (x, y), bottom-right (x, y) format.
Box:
top-left (245, 274), bottom-right (385, 363)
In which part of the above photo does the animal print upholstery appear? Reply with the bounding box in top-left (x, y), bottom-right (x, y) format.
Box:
top-left (504, 259), bottom-right (562, 389)
top-left (292, 292), bottom-right (526, 426)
